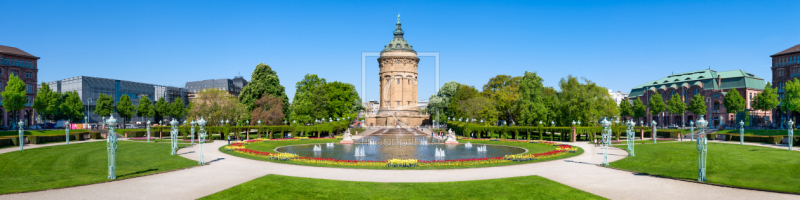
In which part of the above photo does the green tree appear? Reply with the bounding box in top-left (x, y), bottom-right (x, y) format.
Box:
top-left (116, 94), bottom-right (134, 124)
top-left (59, 91), bottom-right (85, 123)
top-left (723, 89), bottom-right (746, 123)
top-left (688, 93), bottom-right (707, 116)
top-left (448, 84), bottom-right (479, 120)
top-left (170, 98), bottom-right (186, 119)
top-left (427, 81), bottom-right (461, 122)
top-left (757, 82), bottom-right (779, 125)
top-left (187, 88), bottom-right (247, 126)
top-left (648, 92), bottom-right (666, 117)
top-left (557, 76), bottom-right (617, 127)
top-left (136, 97), bottom-right (154, 121)
top-left (619, 99), bottom-right (632, 120)
top-left (632, 98), bottom-right (647, 120)
top-left (482, 75), bottom-right (521, 123)
top-left (324, 81), bottom-right (362, 119)
top-left (666, 94), bottom-right (686, 126)
top-left (456, 96), bottom-right (499, 125)
top-left (154, 97), bottom-right (170, 123)
top-left (290, 74), bottom-right (329, 124)
top-left (2, 74), bottom-right (27, 127)
top-left (516, 71), bottom-right (549, 126)
top-left (33, 82), bottom-right (62, 122)
top-left (239, 63), bottom-right (290, 119)
top-left (94, 94), bottom-right (115, 118)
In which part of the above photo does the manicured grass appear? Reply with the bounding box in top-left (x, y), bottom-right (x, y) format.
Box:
top-left (715, 129), bottom-right (788, 136)
top-left (221, 139), bottom-right (583, 170)
top-left (200, 174), bottom-right (604, 200)
top-left (0, 141), bottom-right (197, 194)
top-left (610, 142), bottom-right (800, 194)
top-left (0, 129), bottom-right (90, 137)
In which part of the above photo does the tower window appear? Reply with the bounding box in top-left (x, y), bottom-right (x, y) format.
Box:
top-left (397, 79), bottom-right (400, 84)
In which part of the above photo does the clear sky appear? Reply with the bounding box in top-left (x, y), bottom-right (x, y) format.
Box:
top-left (3, 0), bottom-right (799, 102)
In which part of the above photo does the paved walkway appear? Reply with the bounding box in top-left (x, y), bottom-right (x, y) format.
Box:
top-left (1, 134), bottom-right (798, 199)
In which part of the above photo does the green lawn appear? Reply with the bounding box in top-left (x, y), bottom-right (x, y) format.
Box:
top-left (714, 129), bottom-right (788, 136)
top-left (0, 129), bottom-right (90, 137)
top-left (200, 174), bottom-right (604, 200)
top-left (0, 141), bottom-right (197, 194)
top-left (610, 142), bottom-right (800, 194)
top-left (221, 139), bottom-right (583, 170)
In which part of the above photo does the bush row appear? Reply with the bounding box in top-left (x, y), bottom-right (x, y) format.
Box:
top-left (0, 131), bottom-right (100, 147)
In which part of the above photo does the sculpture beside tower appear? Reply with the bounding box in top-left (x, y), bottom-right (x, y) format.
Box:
top-left (365, 15), bottom-right (430, 127)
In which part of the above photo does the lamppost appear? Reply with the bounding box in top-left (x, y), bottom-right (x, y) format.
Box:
top-left (689, 120), bottom-right (695, 142)
top-left (84, 116), bottom-right (88, 130)
top-left (106, 116), bottom-right (118, 180)
top-left (577, 120), bottom-right (581, 127)
top-left (197, 117), bottom-right (207, 165)
top-left (626, 120), bottom-right (635, 156)
top-left (739, 120), bottom-right (744, 145)
top-left (696, 115), bottom-right (708, 182)
top-left (788, 119), bottom-right (794, 151)
top-left (170, 118), bottom-right (178, 155)
top-left (551, 121), bottom-right (554, 127)
top-left (65, 119), bottom-right (70, 145)
top-left (190, 120), bottom-right (197, 145)
top-left (600, 117), bottom-right (611, 165)
top-left (652, 120), bottom-right (658, 144)
top-left (17, 120), bottom-right (24, 150)
top-left (146, 120), bottom-right (151, 143)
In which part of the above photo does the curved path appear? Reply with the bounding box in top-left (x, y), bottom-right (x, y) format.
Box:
top-left (1, 137), bottom-right (797, 199)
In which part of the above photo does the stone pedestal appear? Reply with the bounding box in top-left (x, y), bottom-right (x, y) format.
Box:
top-left (445, 140), bottom-right (459, 144)
top-left (340, 140), bottom-right (354, 144)
top-left (571, 127), bottom-right (577, 142)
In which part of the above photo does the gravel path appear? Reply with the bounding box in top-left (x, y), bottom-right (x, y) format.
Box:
top-left (0, 131), bottom-right (797, 199)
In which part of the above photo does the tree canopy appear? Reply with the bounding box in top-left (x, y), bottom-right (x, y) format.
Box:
top-left (647, 92), bottom-right (666, 117)
top-left (632, 98), bottom-right (647, 120)
top-left (688, 93), bottom-right (707, 116)
top-left (59, 91), bottom-right (84, 123)
top-left (723, 89), bottom-right (745, 114)
top-left (239, 63), bottom-right (290, 119)
top-left (136, 97), bottom-right (154, 119)
top-left (516, 71), bottom-right (550, 126)
top-left (94, 94), bottom-right (115, 118)
top-left (290, 74), bottom-right (329, 124)
top-left (116, 94), bottom-right (134, 123)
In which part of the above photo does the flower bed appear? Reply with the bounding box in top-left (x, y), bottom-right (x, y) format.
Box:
top-left (224, 139), bottom-right (578, 168)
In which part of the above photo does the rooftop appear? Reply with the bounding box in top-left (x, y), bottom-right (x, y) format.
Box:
top-left (0, 45), bottom-right (39, 59)
top-left (628, 69), bottom-right (766, 98)
top-left (771, 44), bottom-right (800, 57)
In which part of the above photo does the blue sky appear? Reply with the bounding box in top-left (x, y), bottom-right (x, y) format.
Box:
top-left (3, 0), bottom-right (800, 102)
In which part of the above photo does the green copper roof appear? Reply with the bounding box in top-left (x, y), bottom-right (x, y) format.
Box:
top-left (382, 14), bottom-right (415, 53)
top-left (628, 69), bottom-right (766, 98)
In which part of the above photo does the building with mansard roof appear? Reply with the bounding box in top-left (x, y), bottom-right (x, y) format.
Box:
top-left (627, 69), bottom-right (769, 128)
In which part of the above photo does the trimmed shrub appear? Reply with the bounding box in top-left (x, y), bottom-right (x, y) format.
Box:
top-left (728, 134), bottom-right (771, 143)
top-left (0, 138), bottom-right (13, 147)
top-left (706, 133), bottom-right (717, 140)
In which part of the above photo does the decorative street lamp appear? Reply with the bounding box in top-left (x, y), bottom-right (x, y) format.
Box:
top-left (197, 117), bottom-right (207, 165)
top-left (739, 120), bottom-right (745, 145)
top-left (577, 120), bottom-right (581, 127)
top-left (539, 121), bottom-right (542, 126)
top-left (106, 116), bottom-right (118, 179)
top-left (17, 120), bottom-right (24, 150)
top-left (246, 120), bottom-right (250, 126)
top-left (146, 120), bottom-right (151, 143)
top-left (551, 121), bottom-right (554, 127)
top-left (65, 119), bottom-right (71, 145)
top-left (689, 120), bottom-right (695, 142)
top-left (788, 119), bottom-right (794, 151)
top-left (84, 116), bottom-right (88, 130)
top-left (225, 119), bottom-right (230, 125)
top-left (170, 118), bottom-right (179, 155)
top-left (258, 120), bottom-right (262, 126)
top-left (190, 120), bottom-right (197, 145)
top-left (600, 117), bottom-right (611, 165)
top-left (652, 120), bottom-right (658, 144)
top-left (572, 120), bottom-right (576, 127)
top-left (696, 115), bottom-right (708, 182)
top-left (626, 120), bottom-right (635, 156)
top-left (220, 120), bottom-right (224, 126)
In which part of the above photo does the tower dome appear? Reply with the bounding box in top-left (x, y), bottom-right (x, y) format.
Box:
top-left (383, 14), bottom-right (415, 52)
